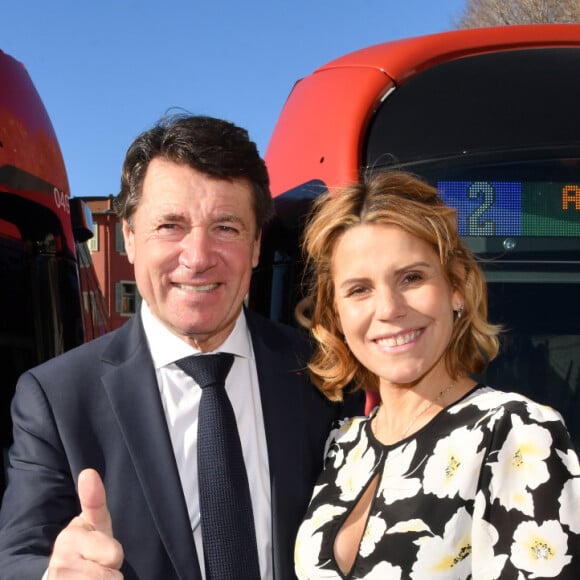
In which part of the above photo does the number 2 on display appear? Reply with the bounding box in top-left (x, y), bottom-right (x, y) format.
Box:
top-left (467, 181), bottom-right (496, 235)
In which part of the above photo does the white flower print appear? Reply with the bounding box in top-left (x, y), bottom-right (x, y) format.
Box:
top-left (378, 440), bottom-right (421, 505)
top-left (411, 507), bottom-right (472, 579)
top-left (448, 387), bottom-right (529, 418)
top-left (336, 431), bottom-right (377, 502)
top-left (557, 448), bottom-right (580, 476)
top-left (360, 515), bottom-right (387, 558)
top-left (524, 401), bottom-right (564, 424)
top-left (325, 417), bottom-right (366, 469)
top-left (333, 416), bottom-right (366, 445)
top-left (558, 478), bottom-right (580, 534)
top-left (447, 386), bottom-right (496, 414)
top-left (489, 415), bottom-right (551, 517)
top-left (295, 529), bottom-right (325, 579)
top-left (477, 406), bottom-right (505, 435)
top-left (295, 504), bottom-right (346, 579)
top-left (303, 503), bottom-right (347, 534)
top-left (309, 482), bottom-right (326, 501)
top-left (471, 491), bottom-right (508, 579)
top-left (423, 425), bottom-right (484, 500)
top-left (388, 519), bottom-right (432, 535)
top-left (326, 445), bottom-right (345, 471)
top-left (357, 561), bottom-right (403, 579)
top-left (510, 520), bottom-right (572, 578)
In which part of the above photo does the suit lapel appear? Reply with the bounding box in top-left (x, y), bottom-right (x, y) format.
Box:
top-left (246, 311), bottom-right (314, 580)
top-left (247, 311), bottom-right (309, 486)
top-left (101, 315), bottom-right (202, 580)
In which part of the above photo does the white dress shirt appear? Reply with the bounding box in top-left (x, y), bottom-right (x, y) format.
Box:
top-left (141, 301), bottom-right (273, 579)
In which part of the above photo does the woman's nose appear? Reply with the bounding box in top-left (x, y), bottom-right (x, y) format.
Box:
top-left (376, 287), bottom-right (406, 320)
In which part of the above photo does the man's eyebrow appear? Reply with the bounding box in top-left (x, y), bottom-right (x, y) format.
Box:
top-left (152, 211), bottom-right (188, 224)
top-left (212, 213), bottom-right (248, 228)
top-left (215, 212), bottom-right (243, 221)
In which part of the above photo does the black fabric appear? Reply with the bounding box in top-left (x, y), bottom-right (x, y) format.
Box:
top-left (175, 353), bottom-right (260, 580)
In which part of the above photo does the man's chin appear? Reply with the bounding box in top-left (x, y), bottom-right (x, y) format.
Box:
top-left (169, 319), bottom-right (234, 351)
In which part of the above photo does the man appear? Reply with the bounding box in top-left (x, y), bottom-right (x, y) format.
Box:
top-left (0, 115), bottom-right (362, 579)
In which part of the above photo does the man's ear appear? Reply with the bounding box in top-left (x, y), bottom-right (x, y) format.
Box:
top-left (252, 230), bottom-right (261, 268)
top-left (122, 220), bottom-right (135, 265)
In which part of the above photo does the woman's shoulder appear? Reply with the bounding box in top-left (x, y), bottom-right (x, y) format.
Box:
top-left (445, 386), bottom-right (575, 457)
top-left (450, 385), bottom-right (565, 425)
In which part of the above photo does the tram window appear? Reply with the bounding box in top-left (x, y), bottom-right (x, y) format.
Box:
top-left (474, 279), bottom-right (580, 446)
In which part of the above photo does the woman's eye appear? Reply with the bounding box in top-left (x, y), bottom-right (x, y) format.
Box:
top-left (402, 272), bottom-right (423, 285)
top-left (346, 285), bottom-right (368, 297)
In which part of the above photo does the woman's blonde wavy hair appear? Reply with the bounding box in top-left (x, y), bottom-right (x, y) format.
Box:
top-left (297, 170), bottom-right (501, 402)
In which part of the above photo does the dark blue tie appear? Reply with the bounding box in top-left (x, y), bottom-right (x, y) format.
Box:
top-left (175, 353), bottom-right (261, 580)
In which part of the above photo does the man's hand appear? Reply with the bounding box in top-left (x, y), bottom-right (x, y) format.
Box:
top-left (48, 468), bottom-right (124, 578)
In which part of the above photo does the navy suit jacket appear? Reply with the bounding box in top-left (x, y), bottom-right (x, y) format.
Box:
top-left (0, 310), bottom-right (362, 579)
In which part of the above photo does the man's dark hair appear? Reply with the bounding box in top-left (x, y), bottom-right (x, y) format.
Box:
top-left (115, 114), bottom-right (273, 233)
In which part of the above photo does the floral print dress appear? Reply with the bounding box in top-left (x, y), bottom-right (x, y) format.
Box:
top-left (295, 385), bottom-right (580, 579)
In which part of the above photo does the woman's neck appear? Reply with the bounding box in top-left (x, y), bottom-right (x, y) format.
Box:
top-left (372, 377), bottom-right (476, 444)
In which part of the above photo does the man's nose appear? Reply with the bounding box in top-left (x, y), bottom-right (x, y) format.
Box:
top-left (179, 229), bottom-right (216, 271)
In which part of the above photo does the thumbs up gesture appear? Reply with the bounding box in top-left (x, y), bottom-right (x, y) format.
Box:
top-left (48, 469), bottom-right (124, 578)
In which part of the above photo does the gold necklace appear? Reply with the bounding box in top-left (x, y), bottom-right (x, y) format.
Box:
top-left (400, 384), bottom-right (455, 438)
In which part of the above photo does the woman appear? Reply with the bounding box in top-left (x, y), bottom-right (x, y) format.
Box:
top-left (294, 171), bottom-right (580, 579)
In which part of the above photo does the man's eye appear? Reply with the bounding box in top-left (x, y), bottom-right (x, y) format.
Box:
top-left (156, 224), bottom-right (182, 237)
top-left (214, 224), bottom-right (240, 235)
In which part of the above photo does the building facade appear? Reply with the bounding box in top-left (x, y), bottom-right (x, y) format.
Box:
top-left (83, 196), bottom-right (140, 331)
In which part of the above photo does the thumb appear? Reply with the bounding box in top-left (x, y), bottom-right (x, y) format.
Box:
top-left (77, 468), bottom-right (113, 536)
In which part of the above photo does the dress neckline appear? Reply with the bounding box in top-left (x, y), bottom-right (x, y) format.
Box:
top-left (365, 383), bottom-right (485, 449)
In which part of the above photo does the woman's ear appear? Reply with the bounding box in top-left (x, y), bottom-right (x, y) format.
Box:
top-left (449, 262), bottom-right (467, 313)
top-left (451, 284), bottom-right (465, 312)
top-left (452, 295), bottom-right (464, 313)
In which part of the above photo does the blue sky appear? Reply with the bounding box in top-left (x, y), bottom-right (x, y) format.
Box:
top-left (2, 0), bottom-right (465, 198)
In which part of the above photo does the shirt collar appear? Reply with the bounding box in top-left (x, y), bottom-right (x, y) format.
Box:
top-left (140, 301), bottom-right (253, 370)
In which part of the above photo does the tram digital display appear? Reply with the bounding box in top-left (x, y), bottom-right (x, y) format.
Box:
top-left (438, 181), bottom-right (580, 237)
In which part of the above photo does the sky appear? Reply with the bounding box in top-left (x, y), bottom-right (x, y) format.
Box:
top-left (2, 0), bottom-right (465, 199)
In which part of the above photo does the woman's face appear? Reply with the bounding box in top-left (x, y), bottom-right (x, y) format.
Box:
top-left (331, 223), bottom-right (462, 388)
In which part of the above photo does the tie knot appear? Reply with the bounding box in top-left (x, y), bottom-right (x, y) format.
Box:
top-left (175, 352), bottom-right (234, 389)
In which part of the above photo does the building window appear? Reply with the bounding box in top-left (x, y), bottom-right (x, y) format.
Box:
top-left (115, 221), bottom-right (126, 254)
top-left (87, 223), bottom-right (99, 252)
top-left (115, 281), bottom-right (140, 316)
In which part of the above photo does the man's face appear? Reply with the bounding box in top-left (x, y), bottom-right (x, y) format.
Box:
top-left (123, 158), bottom-right (261, 352)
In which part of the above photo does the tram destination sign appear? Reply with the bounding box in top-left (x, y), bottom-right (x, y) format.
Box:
top-left (438, 181), bottom-right (580, 237)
